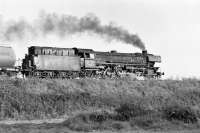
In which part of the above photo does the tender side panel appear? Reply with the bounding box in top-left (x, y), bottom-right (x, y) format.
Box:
top-left (40, 47), bottom-right (75, 56)
top-left (34, 55), bottom-right (81, 71)
top-left (28, 46), bottom-right (75, 56)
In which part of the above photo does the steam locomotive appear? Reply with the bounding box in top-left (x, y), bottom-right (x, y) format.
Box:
top-left (0, 45), bottom-right (164, 79)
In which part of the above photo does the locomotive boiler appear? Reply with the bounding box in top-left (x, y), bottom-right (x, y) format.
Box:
top-left (21, 46), bottom-right (164, 79)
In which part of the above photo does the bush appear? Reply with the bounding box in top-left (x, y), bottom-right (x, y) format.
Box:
top-left (130, 112), bottom-right (163, 129)
top-left (88, 111), bottom-right (111, 123)
top-left (62, 110), bottom-right (114, 131)
top-left (163, 105), bottom-right (198, 123)
top-left (114, 103), bottom-right (153, 121)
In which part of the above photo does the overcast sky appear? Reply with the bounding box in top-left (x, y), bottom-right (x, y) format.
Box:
top-left (0, 0), bottom-right (200, 78)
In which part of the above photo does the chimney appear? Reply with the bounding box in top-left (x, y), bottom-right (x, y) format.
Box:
top-left (110, 50), bottom-right (117, 53)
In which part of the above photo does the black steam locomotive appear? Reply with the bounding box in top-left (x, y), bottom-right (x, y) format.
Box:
top-left (21, 46), bottom-right (164, 79)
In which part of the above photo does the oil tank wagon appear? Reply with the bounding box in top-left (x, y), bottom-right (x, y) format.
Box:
top-left (0, 46), bottom-right (18, 75)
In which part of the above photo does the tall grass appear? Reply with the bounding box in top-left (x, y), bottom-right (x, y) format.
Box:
top-left (0, 77), bottom-right (200, 130)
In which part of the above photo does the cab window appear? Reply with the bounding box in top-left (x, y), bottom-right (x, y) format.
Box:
top-left (78, 52), bottom-right (84, 58)
top-left (90, 54), bottom-right (95, 59)
top-left (85, 53), bottom-right (90, 58)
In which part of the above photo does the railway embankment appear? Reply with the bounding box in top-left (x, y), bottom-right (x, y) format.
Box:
top-left (0, 77), bottom-right (200, 131)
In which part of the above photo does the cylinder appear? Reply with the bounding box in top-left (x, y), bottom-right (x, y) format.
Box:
top-left (0, 46), bottom-right (16, 68)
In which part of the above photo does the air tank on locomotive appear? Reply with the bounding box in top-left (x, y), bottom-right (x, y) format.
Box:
top-left (0, 46), bottom-right (16, 68)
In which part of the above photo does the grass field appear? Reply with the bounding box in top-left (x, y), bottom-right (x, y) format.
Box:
top-left (1, 122), bottom-right (200, 133)
top-left (0, 77), bottom-right (200, 132)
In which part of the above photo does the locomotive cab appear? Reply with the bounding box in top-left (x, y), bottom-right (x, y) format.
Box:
top-left (74, 48), bottom-right (97, 69)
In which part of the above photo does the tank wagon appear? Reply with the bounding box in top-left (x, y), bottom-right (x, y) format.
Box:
top-left (22, 46), bottom-right (164, 79)
top-left (0, 46), bottom-right (19, 76)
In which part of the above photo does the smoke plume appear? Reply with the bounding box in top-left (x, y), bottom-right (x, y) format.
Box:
top-left (0, 11), bottom-right (146, 50)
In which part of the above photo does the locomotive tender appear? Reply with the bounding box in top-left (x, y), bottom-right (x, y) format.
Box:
top-left (21, 46), bottom-right (163, 79)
